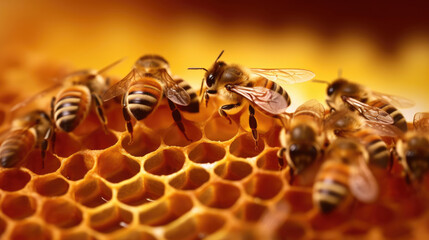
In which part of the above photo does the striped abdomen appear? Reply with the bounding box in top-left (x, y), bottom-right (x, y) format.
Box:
top-left (127, 78), bottom-right (163, 120)
top-left (253, 78), bottom-right (291, 107)
top-left (174, 78), bottom-right (199, 113)
top-left (354, 129), bottom-right (390, 168)
top-left (0, 129), bottom-right (36, 168)
top-left (54, 85), bottom-right (91, 132)
top-left (368, 99), bottom-right (407, 132)
top-left (313, 161), bottom-right (350, 213)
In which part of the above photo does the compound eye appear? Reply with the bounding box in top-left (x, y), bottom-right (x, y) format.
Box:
top-left (327, 86), bottom-right (335, 96)
top-left (207, 74), bottom-right (215, 87)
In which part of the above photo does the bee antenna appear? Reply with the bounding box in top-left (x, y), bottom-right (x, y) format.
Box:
top-left (312, 79), bottom-right (330, 85)
top-left (188, 67), bottom-right (208, 72)
top-left (97, 58), bottom-right (126, 74)
top-left (215, 50), bottom-right (224, 62)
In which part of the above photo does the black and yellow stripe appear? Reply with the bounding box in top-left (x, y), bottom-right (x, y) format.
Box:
top-left (354, 130), bottom-right (390, 168)
top-left (175, 78), bottom-right (199, 113)
top-left (0, 129), bottom-right (36, 168)
top-left (253, 78), bottom-right (291, 107)
top-left (368, 99), bottom-right (407, 132)
top-left (127, 78), bottom-right (163, 120)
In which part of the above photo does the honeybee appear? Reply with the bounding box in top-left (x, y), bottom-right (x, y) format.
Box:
top-left (316, 77), bottom-right (414, 132)
top-left (103, 55), bottom-right (194, 142)
top-left (189, 51), bottom-right (315, 144)
top-left (314, 138), bottom-right (378, 213)
top-left (0, 110), bottom-right (51, 168)
top-left (277, 99), bottom-right (325, 182)
top-left (396, 112), bottom-right (429, 182)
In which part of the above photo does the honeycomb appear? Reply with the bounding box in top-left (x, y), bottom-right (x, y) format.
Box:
top-left (1, 58), bottom-right (429, 240)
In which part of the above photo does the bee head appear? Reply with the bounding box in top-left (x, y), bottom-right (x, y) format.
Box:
top-left (405, 136), bottom-right (429, 180)
top-left (136, 55), bottom-right (169, 69)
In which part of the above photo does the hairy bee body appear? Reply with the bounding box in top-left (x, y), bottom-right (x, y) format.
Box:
top-left (353, 129), bottom-right (390, 168)
top-left (174, 78), bottom-right (199, 113)
top-left (125, 76), bottom-right (163, 120)
top-left (397, 132), bottom-right (429, 181)
top-left (367, 99), bottom-right (407, 132)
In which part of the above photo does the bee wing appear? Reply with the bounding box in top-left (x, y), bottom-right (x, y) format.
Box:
top-left (342, 96), bottom-right (394, 124)
top-left (152, 69), bottom-right (191, 106)
top-left (102, 69), bottom-right (136, 101)
top-left (10, 83), bottom-right (63, 113)
top-left (363, 121), bottom-right (404, 138)
top-left (228, 85), bottom-right (289, 115)
top-left (349, 156), bottom-right (379, 203)
top-left (294, 99), bottom-right (325, 119)
top-left (372, 91), bottom-right (415, 109)
top-left (250, 68), bottom-right (315, 87)
top-left (413, 112), bottom-right (429, 132)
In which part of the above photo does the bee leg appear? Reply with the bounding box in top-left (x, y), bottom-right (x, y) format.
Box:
top-left (219, 102), bottom-right (241, 124)
top-left (92, 93), bottom-right (108, 133)
top-left (122, 94), bottom-right (134, 144)
top-left (49, 97), bottom-right (57, 154)
top-left (168, 99), bottom-right (191, 141)
top-left (277, 147), bottom-right (286, 170)
top-left (248, 105), bottom-right (258, 147)
top-left (41, 126), bottom-right (55, 169)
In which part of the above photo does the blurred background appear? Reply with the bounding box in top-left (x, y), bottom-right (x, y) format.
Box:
top-left (0, 0), bottom-right (428, 121)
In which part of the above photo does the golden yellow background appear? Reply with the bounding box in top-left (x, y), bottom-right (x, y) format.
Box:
top-left (1, 0), bottom-right (428, 121)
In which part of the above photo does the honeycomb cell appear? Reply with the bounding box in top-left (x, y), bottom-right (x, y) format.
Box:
top-left (281, 189), bottom-right (313, 213)
top-left (112, 230), bottom-right (156, 240)
top-left (24, 151), bottom-right (61, 175)
top-left (188, 142), bottom-right (226, 164)
top-left (117, 177), bottom-right (165, 206)
top-left (97, 148), bottom-right (140, 183)
top-left (163, 121), bottom-right (202, 147)
top-left (139, 193), bottom-right (193, 226)
top-left (121, 129), bottom-right (161, 157)
top-left (53, 132), bottom-right (81, 158)
top-left (34, 175), bottom-right (69, 197)
top-left (277, 220), bottom-right (306, 240)
top-left (1, 194), bottom-right (36, 219)
top-left (230, 133), bottom-right (265, 158)
top-left (196, 182), bottom-right (241, 209)
top-left (143, 104), bottom-right (175, 131)
top-left (60, 232), bottom-right (98, 240)
top-left (310, 211), bottom-right (351, 231)
top-left (82, 128), bottom-right (118, 150)
top-left (256, 149), bottom-right (281, 171)
top-left (73, 112), bottom-right (106, 136)
top-left (164, 213), bottom-right (225, 240)
top-left (89, 206), bottom-right (133, 233)
top-left (354, 203), bottom-right (396, 226)
top-left (240, 108), bottom-right (276, 135)
top-left (61, 153), bottom-right (94, 181)
top-left (144, 148), bottom-right (185, 176)
top-left (214, 160), bottom-right (253, 181)
top-left (169, 167), bottom-right (210, 190)
top-left (264, 125), bottom-right (282, 148)
top-left (234, 201), bottom-right (267, 222)
top-left (74, 178), bottom-right (112, 208)
top-left (244, 173), bottom-right (283, 200)
top-left (204, 115), bottom-right (239, 141)
top-left (11, 221), bottom-right (52, 240)
top-left (0, 168), bottom-right (30, 191)
top-left (106, 104), bottom-right (126, 132)
top-left (41, 198), bottom-right (83, 228)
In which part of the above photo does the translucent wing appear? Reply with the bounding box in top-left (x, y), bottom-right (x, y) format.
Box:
top-left (102, 69), bottom-right (136, 101)
top-left (294, 99), bottom-right (325, 119)
top-left (372, 91), bottom-right (415, 109)
top-left (227, 85), bottom-right (289, 115)
top-left (342, 96), bottom-right (394, 124)
top-left (364, 121), bottom-right (404, 138)
top-left (250, 68), bottom-right (315, 87)
top-left (349, 156), bottom-right (379, 203)
top-left (152, 68), bottom-right (190, 106)
top-left (10, 83), bottom-right (63, 113)
top-left (413, 112), bottom-right (429, 132)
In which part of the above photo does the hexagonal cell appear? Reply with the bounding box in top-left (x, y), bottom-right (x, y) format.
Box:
top-left (196, 182), bottom-right (241, 209)
top-left (121, 129), bottom-right (161, 157)
top-left (1, 194), bottom-right (36, 219)
top-left (24, 150), bottom-right (61, 175)
top-left (41, 198), bottom-right (83, 228)
top-left (10, 221), bottom-right (52, 240)
top-left (164, 213), bottom-right (225, 240)
top-left (89, 206), bottom-right (133, 233)
top-left (53, 131), bottom-right (81, 158)
top-left (82, 128), bottom-right (118, 150)
top-left (204, 115), bottom-right (239, 142)
top-left (230, 133), bottom-right (265, 158)
top-left (163, 121), bottom-right (202, 147)
top-left (60, 232), bottom-right (97, 240)
top-left (188, 142), bottom-right (225, 164)
top-left (281, 189), bottom-right (313, 213)
top-left (34, 175), bottom-right (69, 197)
top-left (169, 167), bottom-right (210, 190)
top-left (256, 149), bottom-right (281, 171)
top-left (139, 193), bottom-right (193, 226)
top-left (73, 111), bottom-right (107, 136)
top-left (97, 148), bottom-right (140, 183)
top-left (240, 108), bottom-right (277, 136)
top-left (0, 168), bottom-right (30, 191)
top-left (234, 201), bottom-right (267, 222)
top-left (277, 220), bottom-right (307, 240)
top-left (244, 173), bottom-right (283, 200)
top-left (144, 148), bottom-right (185, 176)
top-left (61, 153), bottom-right (94, 181)
top-left (117, 177), bottom-right (165, 206)
top-left (74, 178), bottom-right (112, 208)
top-left (112, 230), bottom-right (156, 240)
top-left (214, 160), bottom-right (253, 181)
top-left (105, 104), bottom-right (126, 132)
top-left (143, 104), bottom-right (175, 131)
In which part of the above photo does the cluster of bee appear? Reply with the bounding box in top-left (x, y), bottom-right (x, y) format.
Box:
top-left (1, 51), bottom-right (428, 215)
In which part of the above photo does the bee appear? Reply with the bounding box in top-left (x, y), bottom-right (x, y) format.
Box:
top-left (277, 99), bottom-right (325, 182)
top-left (173, 78), bottom-right (200, 114)
top-left (189, 50), bottom-right (315, 144)
top-left (396, 112), bottom-right (429, 182)
top-left (0, 110), bottom-right (51, 168)
top-left (313, 138), bottom-right (378, 214)
top-left (315, 77), bottom-right (414, 132)
top-left (103, 55), bottom-right (194, 142)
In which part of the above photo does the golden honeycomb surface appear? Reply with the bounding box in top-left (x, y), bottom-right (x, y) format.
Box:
top-left (1, 57), bottom-right (429, 240)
